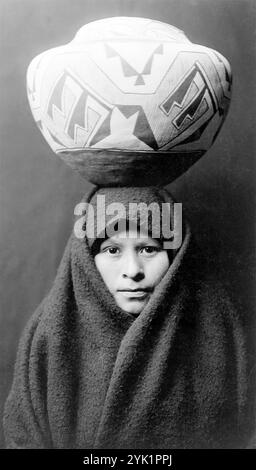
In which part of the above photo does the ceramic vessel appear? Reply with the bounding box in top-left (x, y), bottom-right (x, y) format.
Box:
top-left (27, 17), bottom-right (232, 186)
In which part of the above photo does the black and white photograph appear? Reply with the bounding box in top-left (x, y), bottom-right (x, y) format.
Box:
top-left (0, 0), bottom-right (255, 458)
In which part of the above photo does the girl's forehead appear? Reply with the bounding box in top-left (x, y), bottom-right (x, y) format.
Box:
top-left (102, 230), bottom-right (161, 246)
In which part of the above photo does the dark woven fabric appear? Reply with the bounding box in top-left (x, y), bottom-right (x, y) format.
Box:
top-left (84, 186), bottom-right (179, 265)
top-left (3, 188), bottom-right (254, 449)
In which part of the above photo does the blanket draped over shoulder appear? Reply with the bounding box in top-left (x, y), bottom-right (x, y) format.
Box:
top-left (3, 189), bottom-right (254, 449)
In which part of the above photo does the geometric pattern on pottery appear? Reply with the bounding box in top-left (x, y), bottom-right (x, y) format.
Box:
top-left (36, 49), bottom-right (231, 152)
top-left (27, 17), bottom-right (232, 157)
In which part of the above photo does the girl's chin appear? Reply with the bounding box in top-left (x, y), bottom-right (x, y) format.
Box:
top-left (116, 295), bottom-right (149, 315)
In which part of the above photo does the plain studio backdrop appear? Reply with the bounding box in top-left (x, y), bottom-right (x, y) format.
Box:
top-left (0, 0), bottom-right (255, 449)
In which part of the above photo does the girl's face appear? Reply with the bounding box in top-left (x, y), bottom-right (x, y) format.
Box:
top-left (94, 229), bottom-right (170, 315)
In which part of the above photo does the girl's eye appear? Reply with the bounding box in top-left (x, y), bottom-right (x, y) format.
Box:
top-left (140, 246), bottom-right (159, 255)
top-left (105, 246), bottom-right (120, 255)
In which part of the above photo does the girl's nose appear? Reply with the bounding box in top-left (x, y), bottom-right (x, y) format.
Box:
top-left (122, 252), bottom-right (144, 281)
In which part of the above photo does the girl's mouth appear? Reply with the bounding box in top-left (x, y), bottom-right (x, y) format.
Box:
top-left (119, 290), bottom-right (150, 299)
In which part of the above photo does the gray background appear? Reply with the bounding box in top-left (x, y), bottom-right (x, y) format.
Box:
top-left (0, 0), bottom-right (255, 448)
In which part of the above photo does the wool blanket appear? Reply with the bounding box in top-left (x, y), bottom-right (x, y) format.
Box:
top-left (3, 190), bottom-right (254, 449)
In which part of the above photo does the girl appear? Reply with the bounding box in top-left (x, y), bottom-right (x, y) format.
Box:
top-left (3, 186), bottom-right (253, 448)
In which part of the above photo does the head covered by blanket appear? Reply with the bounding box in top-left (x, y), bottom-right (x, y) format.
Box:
top-left (3, 186), bottom-right (254, 449)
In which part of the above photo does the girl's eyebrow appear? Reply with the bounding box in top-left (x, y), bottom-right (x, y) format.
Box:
top-left (101, 237), bottom-right (162, 248)
top-left (134, 239), bottom-right (160, 247)
top-left (100, 239), bottom-right (122, 248)
top-left (137, 239), bottom-right (162, 248)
